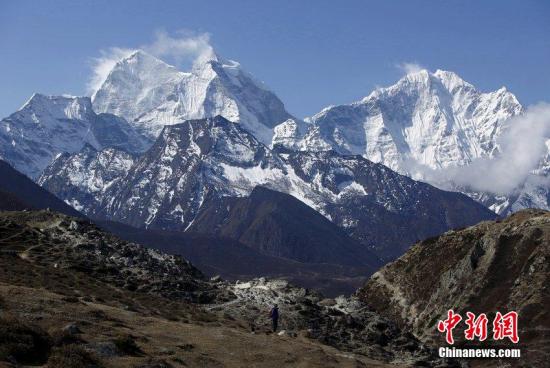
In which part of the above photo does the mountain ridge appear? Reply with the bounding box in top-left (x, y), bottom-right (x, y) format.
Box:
top-left (0, 93), bottom-right (149, 179)
top-left (40, 115), bottom-right (496, 261)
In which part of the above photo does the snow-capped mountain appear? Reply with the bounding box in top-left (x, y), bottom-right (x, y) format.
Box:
top-left (40, 116), bottom-right (495, 260)
top-left (92, 50), bottom-right (294, 144)
top-left (271, 69), bottom-right (549, 214)
top-left (37, 144), bottom-right (135, 212)
top-left (0, 94), bottom-right (149, 179)
top-left (276, 69), bottom-right (523, 172)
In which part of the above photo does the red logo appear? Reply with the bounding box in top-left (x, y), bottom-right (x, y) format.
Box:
top-left (493, 311), bottom-right (519, 343)
top-left (437, 310), bottom-right (519, 345)
top-left (437, 310), bottom-right (462, 344)
top-left (464, 312), bottom-right (488, 342)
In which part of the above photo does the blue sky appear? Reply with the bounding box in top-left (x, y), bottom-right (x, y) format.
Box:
top-left (0, 0), bottom-right (548, 119)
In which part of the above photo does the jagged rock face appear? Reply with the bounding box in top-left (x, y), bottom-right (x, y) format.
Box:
top-left (92, 50), bottom-right (293, 144)
top-left (38, 145), bottom-right (135, 213)
top-left (358, 209), bottom-right (550, 366)
top-left (0, 94), bottom-right (149, 179)
top-left (0, 159), bottom-right (82, 217)
top-left (279, 149), bottom-right (496, 260)
top-left (96, 116), bottom-right (280, 229)
top-left (41, 116), bottom-right (495, 261)
top-left (271, 118), bottom-right (309, 150)
top-left (0, 210), bottom-right (221, 303)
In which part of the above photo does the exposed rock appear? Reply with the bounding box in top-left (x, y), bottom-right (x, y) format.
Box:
top-left (210, 278), bottom-right (455, 366)
top-left (358, 209), bottom-right (550, 366)
top-left (0, 210), bottom-right (229, 304)
top-left (62, 323), bottom-right (81, 335)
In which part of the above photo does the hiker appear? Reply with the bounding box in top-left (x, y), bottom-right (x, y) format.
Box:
top-left (269, 304), bottom-right (279, 332)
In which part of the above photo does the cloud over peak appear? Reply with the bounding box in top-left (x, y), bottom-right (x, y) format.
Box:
top-left (87, 30), bottom-right (215, 95)
top-left (396, 62), bottom-right (425, 75)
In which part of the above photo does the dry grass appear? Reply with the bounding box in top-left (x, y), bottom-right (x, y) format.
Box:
top-left (47, 345), bottom-right (102, 368)
top-left (0, 283), bottom-right (398, 368)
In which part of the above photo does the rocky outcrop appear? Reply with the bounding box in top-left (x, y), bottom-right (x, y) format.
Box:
top-left (209, 277), bottom-right (454, 366)
top-left (0, 208), bottom-right (452, 366)
top-left (0, 210), bottom-right (224, 303)
top-left (358, 209), bottom-right (550, 366)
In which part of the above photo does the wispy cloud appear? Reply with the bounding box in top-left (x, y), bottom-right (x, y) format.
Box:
top-left (87, 47), bottom-right (134, 95)
top-left (408, 103), bottom-right (550, 195)
top-left (87, 30), bottom-right (215, 95)
top-left (143, 30), bottom-right (215, 66)
top-left (396, 62), bottom-right (425, 75)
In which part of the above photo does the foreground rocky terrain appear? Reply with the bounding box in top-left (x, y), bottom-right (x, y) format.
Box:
top-left (359, 209), bottom-right (550, 367)
top-left (0, 209), bottom-right (449, 367)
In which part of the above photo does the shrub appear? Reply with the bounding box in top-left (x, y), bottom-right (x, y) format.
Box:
top-left (112, 334), bottom-right (142, 356)
top-left (50, 328), bottom-right (84, 347)
top-left (0, 315), bottom-right (52, 365)
top-left (47, 345), bottom-right (102, 368)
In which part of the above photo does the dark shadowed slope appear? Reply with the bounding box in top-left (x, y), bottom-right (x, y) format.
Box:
top-left (190, 186), bottom-right (382, 269)
top-left (0, 159), bottom-right (82, 217)
top-left (99, 218), bottom-right (377, 297)
top-left (0, 188), bottom-right (30, 211)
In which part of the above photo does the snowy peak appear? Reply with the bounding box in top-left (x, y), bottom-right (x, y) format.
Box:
top-left (275, 68), bottom-right (530, 214)
top-left (433, 69), bottom-right (473, 92)
top-left (285, 69), bottom-right (523, 174)
top-left (19, 93), bottom-right (94, 121)
top-left (92, 49), bottom-right (294, 144)
top-left (0, 90), bottom-right (148, 179)
top-left (92, 50), bottom-right (186, 122)
top-left (365, 69), bottom-right (474, 102)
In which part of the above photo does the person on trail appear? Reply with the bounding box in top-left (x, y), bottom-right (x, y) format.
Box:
top-left (269, 304), bottom-right (279, 332)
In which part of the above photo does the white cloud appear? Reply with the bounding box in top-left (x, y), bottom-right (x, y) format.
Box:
top-left (142, 30), bottom-right (215, 66)
top-left (87, 47), bottom-right (135, 95)
top-left (87, 30), bottom-right (215, 95)
top-left (410, 103), bottom-right (550, 195)
top-left (396, 62), bottom-right (425, 75)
